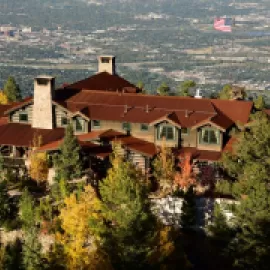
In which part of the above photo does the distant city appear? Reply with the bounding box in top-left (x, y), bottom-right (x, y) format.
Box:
top-left (0, 0), bottom-right (270, 99)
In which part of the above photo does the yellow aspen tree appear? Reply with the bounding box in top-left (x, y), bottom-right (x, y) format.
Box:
top-left (152, 140), bottom-right (176, 195)
top-left (57, 185), bottom-right (112, 270)
top-left (0, 92), bottom-right (8, 104)
top-left (29, 134), bottom-right (49, 183)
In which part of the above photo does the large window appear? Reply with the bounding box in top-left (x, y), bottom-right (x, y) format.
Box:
top-left (74, 117), bottom-right (85, 132)
top-left (19, 113), bottom-right (28, 123)
top-left (157, 125), bottom-right (175, 141)
top-left (92, 120), bottom-right (101, 129)
top-left (199, 128), bottom-right (220, 145)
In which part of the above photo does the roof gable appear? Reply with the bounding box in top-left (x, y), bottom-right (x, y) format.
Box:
top-left (64, 72), bottom-right (139, 93)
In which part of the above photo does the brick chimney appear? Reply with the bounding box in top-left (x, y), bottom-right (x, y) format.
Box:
top-left (32, 76), bottom-right (55, 129)
top-left (98, 55), bottom-right (116, 75)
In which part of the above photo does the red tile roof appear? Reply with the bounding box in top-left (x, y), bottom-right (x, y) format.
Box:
top-left (64, 72), bottom-right (139, 93)
top-left (178, 147), bottom-right (222, 161)
top-left (112, 135), bottom-right (157, 157)
top-left (61, 91), bottom-right (252, 128)
top-left (0, 123), bottom-right (65, 147)
top-left (211, 99), bottom-right (252, 124)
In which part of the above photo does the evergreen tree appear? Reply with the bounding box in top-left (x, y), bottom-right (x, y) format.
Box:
top-left (3, 76), bottom-right (21, 102)
top-left (254, 95), bottom-right (265, 110)
top-left (99, 146), bottom-right (155, 269)
top-left (19, 190), bottom-right (45, 270)
top-left (222, 112), bottom-right (270, 183)
top-left (19, 189), bottom-right (37, 231)
top-left (54, 124), bottom-right (82, 181)
top-left (229, 177), bottom-right (270, 270)
top-left (157, 82), bottom-right (170, 96)
top-left (208, 203), bottom-right (234, 241)
top-left (221, 113), bottom-right (270, 269)
top-left (177, 80), bottom-right (196, 97)
top-left (180, 186), bottom-right (196, 230)
top-left (22, 227), bottom-right (44, 270)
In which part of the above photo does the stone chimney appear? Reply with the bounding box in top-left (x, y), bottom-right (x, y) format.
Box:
top-left (98, 55), bottom-right (116, 75)
top-left (32, 76), bottom-right (55, 129)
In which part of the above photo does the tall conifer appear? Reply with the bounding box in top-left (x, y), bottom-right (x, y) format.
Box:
top-left (54, 124), bottom-right (82, 181)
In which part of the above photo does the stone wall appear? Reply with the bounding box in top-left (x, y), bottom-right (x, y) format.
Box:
top-left (151, 196), bottom-right (237, 230)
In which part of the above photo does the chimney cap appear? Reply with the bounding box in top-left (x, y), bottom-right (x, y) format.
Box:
top-left (35, 75), bottom-right (55, 80)
top-left (98, 55), bottom-right (115, 60)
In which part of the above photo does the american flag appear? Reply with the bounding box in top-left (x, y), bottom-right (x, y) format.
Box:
top-left (214, 17), bottom-right (233, 32)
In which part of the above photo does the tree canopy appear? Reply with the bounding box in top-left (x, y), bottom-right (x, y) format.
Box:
top-left (53, 124), bottom-right (83, 181)
top-left (98, 146), bottom-right (155, 269)
top-left (177, 80), bottom-right (196, 97)
top-left (157, 82), bottom-right (170, 96)
top-left (3, 76), bottom-right (21, 102)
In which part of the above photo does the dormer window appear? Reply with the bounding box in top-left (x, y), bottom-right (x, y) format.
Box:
top-left (157, 125), bottom-right (175, 141)
top-left (19, 112), bottom-right (28, 123)
top-left (199, 127), bottom-right (220, 145)
top-left (74, 117), bottom-right (85, 132)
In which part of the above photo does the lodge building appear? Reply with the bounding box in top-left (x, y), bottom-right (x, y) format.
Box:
top-left (0, 56), bottom-right (253, 175)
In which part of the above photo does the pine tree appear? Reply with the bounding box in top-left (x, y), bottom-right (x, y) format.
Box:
top-left (99, 146), bottom-right (155, 269)
top-left (3, 76), bottom-right (21, 102)
top-left (180, 186), bottom-right (196, 230)
top-left (19, 189), bottom-right (37, 231)
top-left (222, 112), bottom-right (270, 183)
top-left (22, 227), bottom-right (44, 270)
top-left (19, 190), bottom-right (45, 270)
top-left (208, 203), bottom-right (233, 241)
top-left (54, 124), bottom-right (82, 181)
top-left (221, 113), bottom-right (270, 269)
top-left (157, 82), bottom-right (170, 96)
top-left (229, 177), bottom-right (270, 270)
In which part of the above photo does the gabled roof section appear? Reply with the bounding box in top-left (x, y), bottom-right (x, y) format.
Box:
top-left (4, 97), bottom-right (33, 115)
top-left (211, 99), bottom-right (252, 124)
top-left (150, 112), bottom-right (182, 128)
top-left (0, 123), bottom-right (65, 147)
top-left (64, 72), bottom-right (139, 93)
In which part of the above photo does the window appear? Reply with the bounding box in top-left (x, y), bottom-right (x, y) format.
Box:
top-left (140, 123), bottom-right (149, 131)
top-left (157, 125), bottom-right (175, 140)
top-left (74, 118), bottom-right (85, 132)
top-left (181, 128), bottom-right (189, 135)
top-left (122, 122), bottom-right (131, 131)
top-left (61, 117), bottom-right (68, 127)
top-left (19, 113), bottom-right (28, 122)
top-left (92, 120), bottom-right (101, 129)
top-left (199, 128), bottom-right (220, 145)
